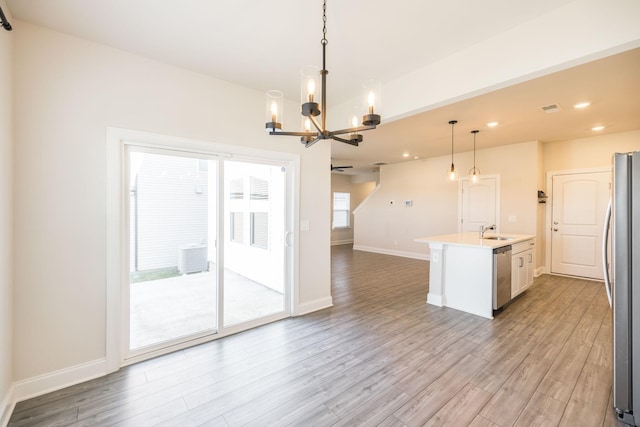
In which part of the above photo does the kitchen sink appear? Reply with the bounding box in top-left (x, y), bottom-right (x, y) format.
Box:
top-left (483, 236), bottom-right (513, 240)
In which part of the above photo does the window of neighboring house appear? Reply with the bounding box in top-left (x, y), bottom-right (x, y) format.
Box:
top-left (332, 192), bottom-right (350, 229)
top-left (230, 211), bottom-right (244, 243)
top-left (230, 178), bottom-right (244, 199)
top-left (197, 159), bottom-right (208, 173)
top-left (250, 177), bottom-right (269, 200)
top-left (250, 212), bottom-right (269, 249)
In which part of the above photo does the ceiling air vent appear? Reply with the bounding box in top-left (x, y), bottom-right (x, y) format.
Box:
top-left (541, 103), bottom-right (562, 113)
top-left (371, 162), bottom-right (387, 166)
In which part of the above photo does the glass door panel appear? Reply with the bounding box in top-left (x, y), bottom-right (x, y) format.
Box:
top-left (128, 149), bottom-right (218, 351)
top-left (223, 160), bottom-right (286, 326)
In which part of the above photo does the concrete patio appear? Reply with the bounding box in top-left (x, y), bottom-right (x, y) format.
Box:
top-left (129, 269), bottom-right (284, 349)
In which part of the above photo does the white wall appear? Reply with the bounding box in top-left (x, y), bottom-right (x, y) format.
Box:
top-left (354, 131), bottom-right (640, 271)
top-left (354, 141), bottom-right (540, 259)
top-left (544, 129), bottom-right (640, 172)
top-left (330, 174), bottom-right (376, 245)
top-left (0, 0), bottom-right (13, 422)
top-left (12, 21), bottom-right (331, 383)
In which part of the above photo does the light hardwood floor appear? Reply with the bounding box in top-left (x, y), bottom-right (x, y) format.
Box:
top-left (8, 245), bottom-right (625, 426)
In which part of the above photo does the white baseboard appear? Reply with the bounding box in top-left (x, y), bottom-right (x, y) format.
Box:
top-left (534, 267), bottom-right (546, 277)
top-left (352, 245), bottom-right (429, 261)
top-left (1, 384), bottom-right (15, 427)
top-left (427, 293), bottom-right (444, 307)
top-left (295, 296), bottom-right (333, 316)
top-left (12, 358), bottom-right (107, 405)
top-left (331, 239), bottom-right (353, 246)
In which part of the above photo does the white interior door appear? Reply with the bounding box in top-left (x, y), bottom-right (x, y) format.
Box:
top-left (550, 171), bottom-right (610, 279)
top-left (459, 177), bottom-right (498, 233)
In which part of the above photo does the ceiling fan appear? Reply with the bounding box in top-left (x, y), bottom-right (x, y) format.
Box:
top-left (331, 163), bottom-right (353, 172)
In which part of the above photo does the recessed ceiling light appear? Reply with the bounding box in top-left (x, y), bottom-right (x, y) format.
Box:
top-left (487, 122), bottom-right (499, 127)
top-left (402, 153), bottom-right (410, 158)
top-left (592, 125), bottom-right (605, 131)
top-left (413, 156), bottom-right (419, 160)
top-left (574, 101), bottom-right (591, 109)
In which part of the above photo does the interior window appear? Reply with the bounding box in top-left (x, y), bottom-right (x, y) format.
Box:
top-left (332, 192), bottom-right (350, 229)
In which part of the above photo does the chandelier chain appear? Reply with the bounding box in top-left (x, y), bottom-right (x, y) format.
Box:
top-left (321, 0), bottom-right (328, 45)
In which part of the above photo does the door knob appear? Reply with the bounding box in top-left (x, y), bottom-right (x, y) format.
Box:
top-left (553, 228), bottom-right (558, 231)
top-left (553, 221), bottom-right (558, 225)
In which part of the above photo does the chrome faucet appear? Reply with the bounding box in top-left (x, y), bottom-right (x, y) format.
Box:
top-left (479, 224), bottom-right (496, 238)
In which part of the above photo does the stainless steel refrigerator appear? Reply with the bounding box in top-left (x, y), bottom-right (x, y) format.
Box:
top-left (603, 151), bottom-right (640, 426)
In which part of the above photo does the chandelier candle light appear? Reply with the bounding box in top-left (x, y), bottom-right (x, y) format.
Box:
top-left (265, 0), bottom-right (381, 148)
top-left (469, 130), bottom-right (481, 183)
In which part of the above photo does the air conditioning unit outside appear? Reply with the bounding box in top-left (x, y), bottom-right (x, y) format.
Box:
top-left (178, 244), bottom-right (208, 274)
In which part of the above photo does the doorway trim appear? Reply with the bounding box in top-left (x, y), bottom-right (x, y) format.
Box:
top-left (544, 166), bottom-right (610, 279)
top-left (106, 127), bottom-right (300, 372)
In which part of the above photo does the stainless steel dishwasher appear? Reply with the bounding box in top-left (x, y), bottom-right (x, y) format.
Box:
top-left (493, 245), bottom-right (512, 310)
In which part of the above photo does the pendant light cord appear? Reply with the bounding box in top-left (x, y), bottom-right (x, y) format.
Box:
top-left (473, 131), bottom-right (476, 168)
top-left (470, 129), bottom-right (480, 178)
top-left (449, 120), bottom-right (457, 169)
top-left (451, 124), bottom-right (454, 164)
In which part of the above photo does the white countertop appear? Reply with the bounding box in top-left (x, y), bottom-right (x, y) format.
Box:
top-left (414, 232), bottom-right (535, 249)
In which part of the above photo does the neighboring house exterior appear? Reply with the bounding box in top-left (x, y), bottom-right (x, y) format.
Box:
top-left (129, 153), bottom-right (210, 273)
top-left (128, 153), bottom-right (284, 293)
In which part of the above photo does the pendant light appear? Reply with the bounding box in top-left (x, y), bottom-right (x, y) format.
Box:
top-left (448, 120), bottom-right (458, 180)
top-left (469, 130), bottom-right (481, 183)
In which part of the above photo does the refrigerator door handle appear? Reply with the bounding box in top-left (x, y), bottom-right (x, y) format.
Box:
top-left (602, 198), bottom-right (612, 308)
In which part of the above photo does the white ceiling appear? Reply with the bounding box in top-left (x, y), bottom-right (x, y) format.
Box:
top-left (6, 0), bottom-right (640, 174)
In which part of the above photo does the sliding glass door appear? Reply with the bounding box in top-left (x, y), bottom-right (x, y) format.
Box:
top-left (223, 160), bottom-right (286, 327)
top-left (125, 146), bottom-right (290, 357)
top-left (128, 149), bottom-right (218, 351)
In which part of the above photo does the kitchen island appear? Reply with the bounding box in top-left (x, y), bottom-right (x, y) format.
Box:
top-left (415, 232), bottom-right (535, 319)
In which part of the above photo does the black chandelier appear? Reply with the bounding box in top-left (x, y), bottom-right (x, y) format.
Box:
top-left (265, 0), bottom-right (381, 148)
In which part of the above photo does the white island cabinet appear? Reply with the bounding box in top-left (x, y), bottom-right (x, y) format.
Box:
top-left (511, 239), bottom-right (535, 297)
top-left (415, 233), bottom-right (536, 319)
